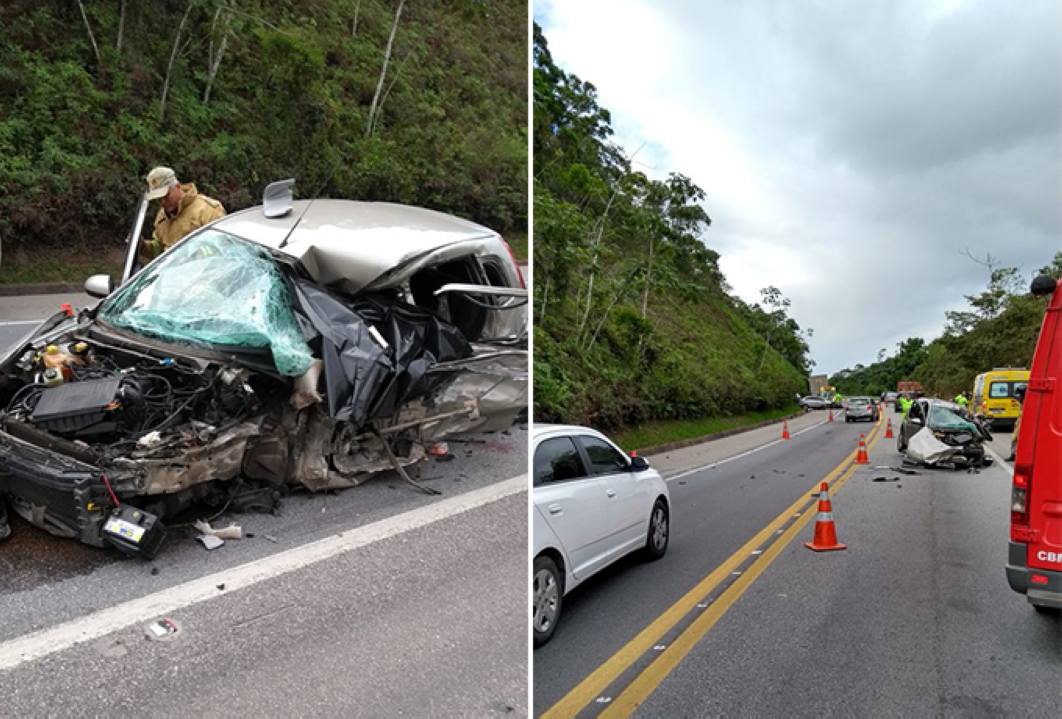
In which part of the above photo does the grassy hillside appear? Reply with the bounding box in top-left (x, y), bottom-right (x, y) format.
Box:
top-left (533, 26), bottom-right (809, 432)
top-left (0, 0), bottom-right (526, 268)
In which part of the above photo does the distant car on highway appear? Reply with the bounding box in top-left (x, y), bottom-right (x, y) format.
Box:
top-left (845, 396), bottom-right (879, 422)
top-left (883, 391), bottom-right (898, 404)
top-left (1006, 273), bottom-right (1061, 614)
top-left (799, 395), bottom-right (829, 410)
top-left (532, 425), bottom-right (670, 646)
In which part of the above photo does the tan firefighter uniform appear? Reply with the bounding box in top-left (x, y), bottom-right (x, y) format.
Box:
top-left (148, 184), bottom-right (224, 255)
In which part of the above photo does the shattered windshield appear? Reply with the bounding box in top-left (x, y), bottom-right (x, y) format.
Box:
top-left (99, 229), bottom-right (313, 376)
top-left (928, 404), bottom-right (979, 432)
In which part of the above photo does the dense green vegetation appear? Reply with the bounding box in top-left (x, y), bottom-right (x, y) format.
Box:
top-left (533, 26), bottom-right (811, 432)
top-left (829, 253), bottom-right (1062, 397)
top-left (0, 0), bottom-right (526, 271)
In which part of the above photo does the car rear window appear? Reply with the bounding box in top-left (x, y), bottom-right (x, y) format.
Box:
top-left (989, 381), bottom-right (1013, 398)
top-left (577, 436), bottom-right (630, 475)
top-left (534, 437), bottom-right (587, 484)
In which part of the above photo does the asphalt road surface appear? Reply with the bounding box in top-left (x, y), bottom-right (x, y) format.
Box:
top-left (534, 406), bottom-right (1061, 718)
top-left (0, 294), bottom-right (529, 717)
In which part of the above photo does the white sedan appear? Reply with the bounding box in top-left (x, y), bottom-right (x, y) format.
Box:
top-left (532, 424), bottom-right (671, 646)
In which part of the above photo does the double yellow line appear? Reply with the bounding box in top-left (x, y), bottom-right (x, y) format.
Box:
top-left (543, 415), bottom-right (885, 719)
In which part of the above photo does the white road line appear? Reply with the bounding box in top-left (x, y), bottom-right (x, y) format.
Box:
top-left (665, 416), bottom-right (831, 482)
top-left (0, 474), bottom-right (527, 672)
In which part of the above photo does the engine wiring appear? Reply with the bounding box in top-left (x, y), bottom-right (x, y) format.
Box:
top-left (1, 353), bottom-right (256, 447)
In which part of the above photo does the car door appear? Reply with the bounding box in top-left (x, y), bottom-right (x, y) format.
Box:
top-left (533, 435), bottom-right (616, 580)
top-left (575, 434), bottom-right (647, 554)
top-left (902, 401), bottom-right (921, 443)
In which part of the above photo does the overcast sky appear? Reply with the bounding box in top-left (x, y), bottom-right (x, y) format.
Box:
top-left (535, 0), bottom-right (1061, 375)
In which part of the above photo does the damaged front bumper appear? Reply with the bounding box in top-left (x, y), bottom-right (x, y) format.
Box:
top-left (0, 428), bottom-right (116, 547)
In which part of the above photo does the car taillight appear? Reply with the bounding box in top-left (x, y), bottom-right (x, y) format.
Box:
top-left (502, 238), bottom-right (525, 289)
top-left (1011, 487), bottom-right (1027, 514)
top-left (1030, 574), bottom-right (1049, 585)
top-left (1010, 462), bottom-right (1032, 541)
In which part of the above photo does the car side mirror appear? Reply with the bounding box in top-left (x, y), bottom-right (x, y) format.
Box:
top-left (630, 455), bottom-right (650, 472)
top-left (85, 274), bottom-right (113, 299)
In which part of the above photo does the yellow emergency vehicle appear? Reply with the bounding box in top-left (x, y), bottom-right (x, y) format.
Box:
top-left (971, 368), bottom-right (1029, 428)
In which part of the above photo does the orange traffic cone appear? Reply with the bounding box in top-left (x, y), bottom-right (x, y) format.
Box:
top-left (855, 434), bottom-right (869, 464)
top-left (885, 419), bottom-right (894, 439)
top-left (782, 419), bottom-right (791, 440)
top-left (827, 408), bottom-right (834, 422)
top-left (804, 482), bottom-right (847, 552)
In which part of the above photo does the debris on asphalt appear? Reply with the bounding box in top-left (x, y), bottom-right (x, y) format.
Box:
top-left (196, 534), bottom-right (225, 550)
top-left (193, 519), bottom-right (242, 540)
top-left (263, 534), bottom-right (279, 543)
top-left (150, 567), bottom-right (159, 576)
top-left (217, 583), bottom-right (226, 591)
top-left (872, 476), bottom-right (900, 482)
top-left (427, 441), bottom-right (450, 457)
top-left (891, 466), bottom-right (921, 475)
top-left (145, 618), bottom-right (180, 641)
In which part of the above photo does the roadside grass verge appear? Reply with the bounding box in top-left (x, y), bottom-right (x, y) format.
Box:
top-left (614, 405), bottom-right (801, 451)
top-left (0, 255), bottom-right (120, 285)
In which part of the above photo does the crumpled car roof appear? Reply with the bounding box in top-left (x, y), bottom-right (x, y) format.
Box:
top-left (212, 199), bottom-right (500, 291)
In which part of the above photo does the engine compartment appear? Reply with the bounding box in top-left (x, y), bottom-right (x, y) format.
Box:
top-left (1, 337), bottom-right (268, 456)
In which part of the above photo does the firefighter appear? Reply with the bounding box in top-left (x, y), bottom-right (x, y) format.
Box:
top-left (143, 166), bottom-right (225, 257)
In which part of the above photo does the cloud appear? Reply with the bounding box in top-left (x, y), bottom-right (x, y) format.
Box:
top-left (537, 0), bottom-right (1061, 375)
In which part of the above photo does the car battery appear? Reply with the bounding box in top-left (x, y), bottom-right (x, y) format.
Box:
top-left (101, 504), bottom-right (166, 559)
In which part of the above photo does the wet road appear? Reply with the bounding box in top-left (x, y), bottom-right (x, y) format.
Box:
top-left (534, 408), bottom-right (1061, 717)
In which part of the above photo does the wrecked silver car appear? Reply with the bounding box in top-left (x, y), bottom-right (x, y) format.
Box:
top-left (897, 398), bottom-right (992, 468)
top-left (0, 184), bottom-right (527, 557)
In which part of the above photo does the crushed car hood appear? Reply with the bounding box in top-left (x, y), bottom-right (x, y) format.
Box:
top-left (214, 200), bottom-right (501, 293)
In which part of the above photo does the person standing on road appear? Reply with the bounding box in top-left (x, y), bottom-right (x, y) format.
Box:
top-left (143, 166), bottom-right (225, 258)
top-left (899, 394), bottom-right (914, 418)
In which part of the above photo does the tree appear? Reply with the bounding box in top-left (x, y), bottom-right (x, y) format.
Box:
top-left (756, 286), bottom-right (792, 372)
top-left (365, 0), bottom-right (405, 137)
top-left (159, 3), bottom-right (193, 124)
